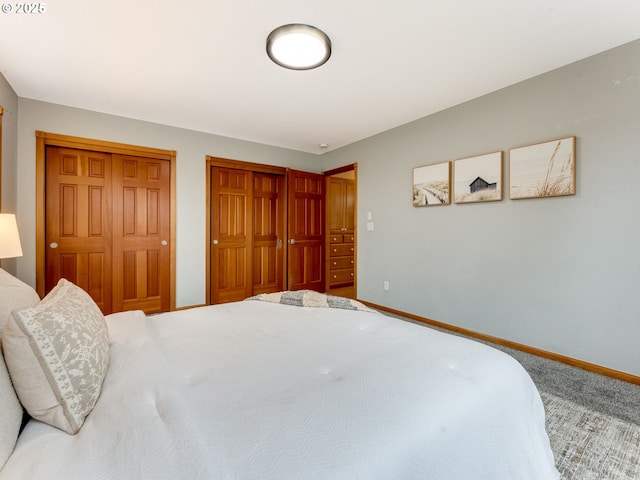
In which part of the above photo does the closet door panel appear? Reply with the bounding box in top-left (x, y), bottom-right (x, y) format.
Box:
top-left (45, 146), bottom-right (112, 313)
top-left (344, 181), bottom-right (356, 232)
top-left (327, 178), bottom-right (345, 232)
top-left (252, 173), bottom-right (284, 294)
top-left (210, 167), bottom-right (253, 304)
top-left (112, 155), bottom-right (171, 313)
top-left (287, 169), bottom-right (325, 292)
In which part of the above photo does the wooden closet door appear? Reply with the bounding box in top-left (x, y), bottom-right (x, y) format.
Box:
top-left (112, 155), bottom-right (171, 313)
top-left (252, 173), bottom-right (284, 294)
top-left (287, 169), bottom-right (325, 292)
top-left (210, 167), bottom-right (253, 304)
top-left (45, 146), bottom-right (113, 313)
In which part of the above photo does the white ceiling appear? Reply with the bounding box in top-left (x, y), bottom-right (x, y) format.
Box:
top-left (1, 1), bottom-right (639, 154)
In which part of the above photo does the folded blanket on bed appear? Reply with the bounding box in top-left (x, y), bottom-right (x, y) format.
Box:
top-left (246, 290), bottom-right (376, 312)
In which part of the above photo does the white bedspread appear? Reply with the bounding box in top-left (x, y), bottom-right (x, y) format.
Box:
top-left (1, 301), bottom-right (559, 479)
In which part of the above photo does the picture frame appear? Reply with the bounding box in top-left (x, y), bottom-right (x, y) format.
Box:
top-left (412, 161), bottom-right (451, 207)
top-left (509, 136), bottom-right (576, 200)
top-left (453, 151), bottom-right (503, 204)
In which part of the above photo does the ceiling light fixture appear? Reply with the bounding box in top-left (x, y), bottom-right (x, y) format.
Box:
top-left (266, 24), bottom-right (331, 70)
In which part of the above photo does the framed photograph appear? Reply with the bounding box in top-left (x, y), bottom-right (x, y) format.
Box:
top-left (509, 136), bottom-right (576, 200)
top-left (412, 161), bottom-right (451, 207)
top-left (453, 151), bottom-right (503, 204)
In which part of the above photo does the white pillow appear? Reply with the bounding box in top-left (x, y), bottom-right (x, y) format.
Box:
top-left (0, 268), bottom-right (40, 331)
top-left (0, 353), bottom-right (23, 469)
top-left (3, 278), bottom-right (110, 434)
top-left (0, 268), bottom-right (40, 468)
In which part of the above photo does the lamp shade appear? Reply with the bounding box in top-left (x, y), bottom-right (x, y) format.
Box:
top-left (0, 214), bottom-right (23, 259)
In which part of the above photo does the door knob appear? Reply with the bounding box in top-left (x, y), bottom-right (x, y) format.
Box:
top-left (161, 240), bottom-right (168, 246)
top-left (289, 239), bottom-right (296, 245)
top-left (50, 242), bottom-right (58, 249)
top-left (213, 239), bottom-right (219, 245)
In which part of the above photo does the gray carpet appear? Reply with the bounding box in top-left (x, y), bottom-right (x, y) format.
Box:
top-left (490, 342), bottom-right (640, 426)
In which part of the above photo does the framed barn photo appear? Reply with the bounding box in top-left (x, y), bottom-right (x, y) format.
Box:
top-left (453, 151), bottom-right (503, 204)
top-left (412, 162), bottom-right (451, 207)
top-left (509, 136), bottom-right (576, 200)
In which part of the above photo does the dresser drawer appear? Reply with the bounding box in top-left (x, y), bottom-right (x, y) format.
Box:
top-left (343, 234), bottom-right (355, 243)
top-left (329, 268), bottom-right (354, 285)
top-left (329, 244), bottom-right (355, 256)
top-left (329, 257), bottom-right (354, 269)
top-left (329, 234), bottom-right (344, 243)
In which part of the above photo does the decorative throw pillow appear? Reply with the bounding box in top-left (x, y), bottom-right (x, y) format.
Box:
top-left (3, 279), bottom-right (110, 435)
top-left (0, 268), bottom-right (40, 467)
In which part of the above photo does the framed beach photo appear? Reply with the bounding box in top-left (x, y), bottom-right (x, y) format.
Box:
top-left (509, 136), bottom-right (576, 200)
top-left (412, 162), bottom-right (451, 207)
top-left (453, 151), bottom-right (503, 204)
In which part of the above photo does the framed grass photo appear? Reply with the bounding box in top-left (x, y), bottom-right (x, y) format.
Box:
top-left (509, 136), bottom-right (576, 200)
top-left (412, 161), bottom-right (451, 207)
top-left (453, 151), bottom-right (503, 204)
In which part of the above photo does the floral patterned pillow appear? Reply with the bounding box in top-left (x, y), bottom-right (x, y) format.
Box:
top-left (2, 279), bottom-right (110, 434)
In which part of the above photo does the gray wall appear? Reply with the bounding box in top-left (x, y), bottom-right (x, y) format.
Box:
top-left (0, 74), bottom-right (19, 274)
top-left (322, 39), bottom-right (640, 376)
top-left (15, 99), bottom-right (321, 307)
top-left (0, 76), bottom-right (18, 210)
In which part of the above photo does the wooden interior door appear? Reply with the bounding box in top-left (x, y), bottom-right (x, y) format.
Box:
top-left (45, 146), bottom-right (113, 312)
top-left (252, 173), bottom-right (284, 294)
top-left (287, 169), bottom-right (325, 292)
top-left (210, 167), bottom-right (253, 304)
top-left (111, 154), bottom-right (171, 313)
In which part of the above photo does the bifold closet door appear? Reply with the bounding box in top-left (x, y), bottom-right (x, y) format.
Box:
top-left (45, 146), bottom-right (114, 313)
top-left (210, 167), bottom-right (253, 304)
top-left (112, 155), bottom-right (171, 313)
top-left (287, 169), bottom-right (325, 292)
top-left (209, 167), bottom-right (286, 304)
top-left (208, 165), bottom-right (323, 303)
top-left (45, 147), bottom-right (171, 314)
top-left (252, 172), bottom-right (284, 295)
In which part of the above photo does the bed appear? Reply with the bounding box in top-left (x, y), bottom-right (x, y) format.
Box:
top-left (0, 273), bottom-right (559, 479)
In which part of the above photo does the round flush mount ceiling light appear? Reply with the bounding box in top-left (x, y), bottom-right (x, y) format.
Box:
top-left (266, 24), bottom-right (331, 70)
